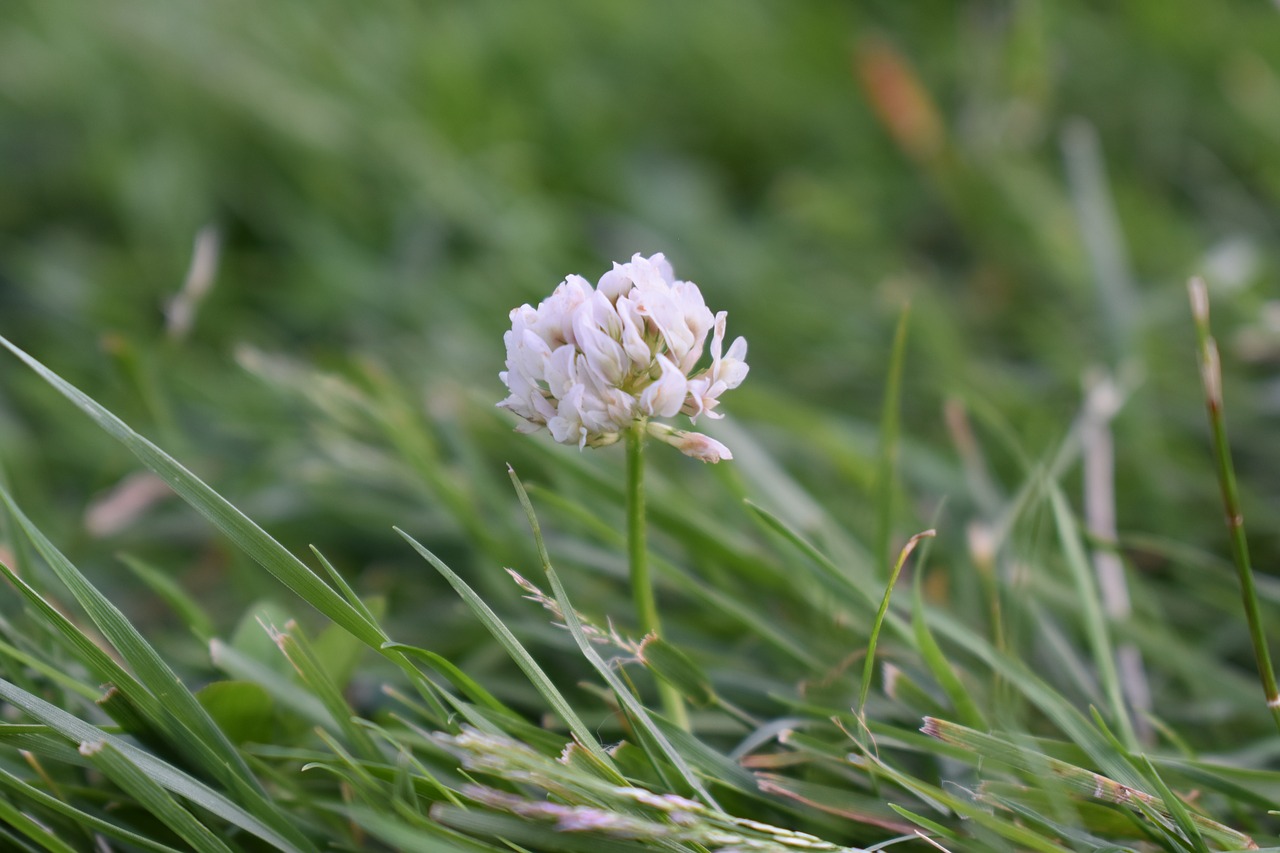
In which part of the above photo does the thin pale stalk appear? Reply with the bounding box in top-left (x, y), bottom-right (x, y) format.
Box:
top-left (627, 425), bottom-right (689, 730)
top-left (1188, 277), bottom-right (1280, 734)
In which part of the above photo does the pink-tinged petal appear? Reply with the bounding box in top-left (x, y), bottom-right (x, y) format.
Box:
top-left (676, 432), bottom-right (733, 462)
top-left (646, 421), bottom-right (733, 462)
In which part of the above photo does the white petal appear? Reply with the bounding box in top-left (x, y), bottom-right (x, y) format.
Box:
top-left (597, 266), bottom-right (633, 302)
top-left (615, 296), bottom-right (652, 365)
top-left (639, 354), bottom-right (688, 418)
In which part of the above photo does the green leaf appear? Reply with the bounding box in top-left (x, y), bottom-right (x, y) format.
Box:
top-left (196, 681), bottom-right (275, 745)
top-left (209, 637), bottom-right (334, 729)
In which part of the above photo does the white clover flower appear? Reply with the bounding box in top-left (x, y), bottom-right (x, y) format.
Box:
top-left (498, 253), bottom-right (747, 462)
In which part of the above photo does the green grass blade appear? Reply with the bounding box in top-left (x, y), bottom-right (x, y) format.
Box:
top-left (506, 468), bottom-right (719, 809)
top-left (859, 529), bottom-right (934, 714)
top-left (0, 635), bottom-right (100, 702)
top-left (0, 556), bottom-right (169, 723)
top-left (79, 739), bottom-right (238, 853)
top-left (0, 677), bottom-right (313, 853)
top-left (348, 804), bottom-right (544, 852)
top-left (0, 485), bottom-right (313, 850)
top-left (911, 569), bottom-right (986, 729)
top-left (0, 795), bottom-right (79, 853)
top-left (0, 765), bottom-right (186, 853)
top-left (1134, 755), bottom-right (1208, 853)
top-left (209, 638), bottom-right (335, 728)
top-left (381, 642), bottom-right (509, 713)
top-left (1188, 277), bottom-right (1280, 733)
top-left (265, 618), bottom-right (382, 763)
top-left (744, 500), bottom-right (862, 594)
top-left (923, 717), bottom-right (1256, 850)
top-left (0, 333), bottom-right (387, 651)
top-left (309, 545), bottom-right (380, 626)
top-left (393, 527), bottom-right (624, 779)
top-left (1047, 483), bottom-right (1137, 750)
top-left (875, 303), bottom-right (911, 577)
top-left (118, 553), bottom-right (216, 642)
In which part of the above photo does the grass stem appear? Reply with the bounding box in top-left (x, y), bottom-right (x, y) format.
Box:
top-left (1188, 277), bottom-right (1280, 734)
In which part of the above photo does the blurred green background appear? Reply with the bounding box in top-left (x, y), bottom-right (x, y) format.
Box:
top-left (2, 0), bottom-right (1279, 642)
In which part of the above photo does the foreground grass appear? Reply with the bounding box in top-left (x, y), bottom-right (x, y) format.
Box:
top-left (1, 305), bottom-right (1278, 851)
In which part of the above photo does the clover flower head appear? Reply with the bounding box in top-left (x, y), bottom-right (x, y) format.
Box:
top-left (499, 253), bottom-right (747, 462)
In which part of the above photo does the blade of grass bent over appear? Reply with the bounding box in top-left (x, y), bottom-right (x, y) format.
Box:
top-left (1187, 277), bottom-right (1280, 734)
top-left (859, 529), bottom-right (935, 715)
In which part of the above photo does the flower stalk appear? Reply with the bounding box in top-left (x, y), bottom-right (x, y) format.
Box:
top-left (626, 424), bottom-right (690, 729)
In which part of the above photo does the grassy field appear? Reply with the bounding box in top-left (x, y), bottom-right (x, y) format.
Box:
top-left (2, 2), bottom-right (1280, 850)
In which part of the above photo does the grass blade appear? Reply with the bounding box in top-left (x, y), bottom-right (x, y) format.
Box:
top-left (875, 303), bottom-right (911, 577)
top-left (1187, 277), bottom-right (1280, 733)
top-left (0, 485), bottom-right (316, 851)
top-left (79, 739), bottom-right (237, 853)
top-left (0, 677), bottom-right (313, 853)
top-left (859, 529), bottom-right (934, 714)
top-left (507, 467), bottom-right (720, 809)
top-left (393, 527), bottom-right (624, 779)
top-left (1046, 482), bottom-right (1137, 750)
top-left (0, 765), bottom-right (186, 853)
top-left (0, 333), bottom-right (387, 652)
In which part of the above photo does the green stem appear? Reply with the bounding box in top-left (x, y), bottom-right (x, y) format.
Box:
top-left (626, 425), bottom-right (690, 731)
top-left (1189, 278), bottom-right (1280, 734)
